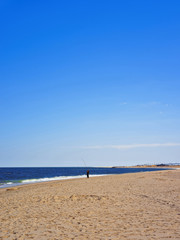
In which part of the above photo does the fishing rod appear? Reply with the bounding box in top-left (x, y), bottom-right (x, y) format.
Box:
top-left (81, 157), bottom-right (87, 167)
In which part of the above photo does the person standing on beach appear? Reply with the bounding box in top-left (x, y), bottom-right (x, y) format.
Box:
top-left (87, 170), bottom-right (89, 178)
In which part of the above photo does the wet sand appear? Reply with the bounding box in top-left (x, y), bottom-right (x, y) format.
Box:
top-left (0, 170), bottom-right (179, 239)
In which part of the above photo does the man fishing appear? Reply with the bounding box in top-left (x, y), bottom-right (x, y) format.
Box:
top-left (86, 170), bottom-right (89, 178)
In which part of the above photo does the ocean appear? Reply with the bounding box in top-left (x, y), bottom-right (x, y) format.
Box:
top-left (0, 167), bottom-right (169, 188)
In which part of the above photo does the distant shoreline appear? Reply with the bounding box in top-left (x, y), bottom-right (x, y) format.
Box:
top-left (112, 164), bottom-right (180, 168)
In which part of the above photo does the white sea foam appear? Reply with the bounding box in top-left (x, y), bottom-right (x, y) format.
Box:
top-left (0, 174), bottom-right (106, 188)
top-left (21, 175), bottom-right (87, 183)
top-left (21, 174), bottom-right (105, 183)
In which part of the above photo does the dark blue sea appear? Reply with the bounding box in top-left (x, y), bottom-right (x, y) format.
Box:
top-left (0, 167), bottom-right (169, 188)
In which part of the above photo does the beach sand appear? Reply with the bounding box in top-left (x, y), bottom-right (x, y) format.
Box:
top-left (0, 170), bottom-right (179, 240)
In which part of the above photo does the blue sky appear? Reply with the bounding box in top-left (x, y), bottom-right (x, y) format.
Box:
top-left (0, 0), bottom-right (180, 167)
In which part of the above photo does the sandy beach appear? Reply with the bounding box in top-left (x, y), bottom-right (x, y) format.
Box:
top-left (0, 170), bottom-right (179, 240)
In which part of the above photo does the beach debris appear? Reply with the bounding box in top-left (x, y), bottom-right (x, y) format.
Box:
top-left (6, 187), bottom-right (18, 191)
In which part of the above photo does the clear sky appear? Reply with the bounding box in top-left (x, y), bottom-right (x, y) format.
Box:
top-left (0, 0), bottom-right (180, 167)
